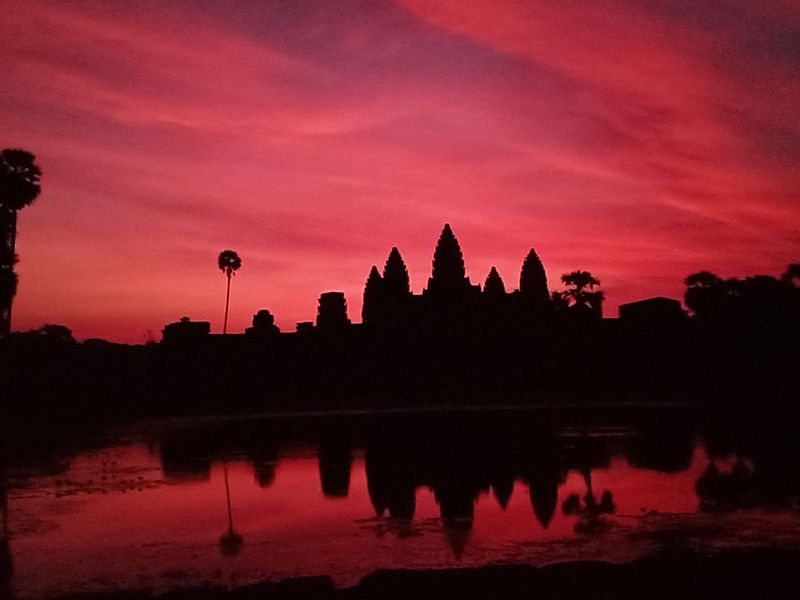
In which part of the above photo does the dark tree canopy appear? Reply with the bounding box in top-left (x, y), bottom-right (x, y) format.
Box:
top-left (520, 249), bottom-right (549, 303)
top-left (0, 148), bottom-right (41, 211)
top-left (1, 148), bottom-right (42, 334)
top-left (782, 263), bottom-right (800, 286)
top-left (554, 270), bottom-right (604, 317)
top-left (35, 323), bottom-right (75, 343)
top-left (684, 271), bottom-right (726, 319)
top-left (685, 271), bottom-right (722, 288)
top-left (484, 266), bottom-right (506, 296)
top-left (430, 224), bottom-right (466, 286)
top-left (218, 250), bottom-right (242, 278)
top-left (561, 270), bottom-right (600, 292)
top-left (383, 247), bottom-right (411, 297)
top-left (550, 290), bottom-right (569, 310)
top-left (684, 265), bottom-right (800, 322)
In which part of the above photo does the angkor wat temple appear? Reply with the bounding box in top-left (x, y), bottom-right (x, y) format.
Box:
top-left (164, 223), bottom-right (680, 342)
top-left (361, 224), bottom-right (554, 331)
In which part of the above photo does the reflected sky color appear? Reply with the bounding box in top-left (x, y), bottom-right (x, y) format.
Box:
top-left (2, 0), bottom-right (799, 340)
top-left (6, 437), bottom-right (797, 599)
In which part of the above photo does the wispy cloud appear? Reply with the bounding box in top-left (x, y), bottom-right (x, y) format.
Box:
top-left (2, 0), bottom-right (797, 339)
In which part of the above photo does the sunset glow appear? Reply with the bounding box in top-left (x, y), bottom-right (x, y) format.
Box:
top-left (2, 0), bottom-right (798, 341)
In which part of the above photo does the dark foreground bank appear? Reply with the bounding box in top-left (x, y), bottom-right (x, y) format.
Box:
top-left (46, 549), bottom-right (800, 600)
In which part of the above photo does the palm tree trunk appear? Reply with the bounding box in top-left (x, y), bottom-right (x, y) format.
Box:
top-left (223, 273), bottom-right (232, 334)
top-left (223, 463), bottom-right (234, 535)
top-left (0, 209), bottom-right (17, 335)
top-left (0, 209), bottom-right (15, 265)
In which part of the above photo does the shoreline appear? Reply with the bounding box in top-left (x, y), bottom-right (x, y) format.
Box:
top-left (35, 547), bottom-right (800, 600)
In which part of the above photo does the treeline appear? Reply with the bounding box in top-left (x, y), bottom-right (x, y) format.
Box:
top-left (684, 264), bottom-right (800, 324)
top-left (1, 264), bottom-right (799, 441)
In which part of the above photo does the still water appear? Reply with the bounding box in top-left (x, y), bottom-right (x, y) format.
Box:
top-left (2, 409), bottom-right (800, 598)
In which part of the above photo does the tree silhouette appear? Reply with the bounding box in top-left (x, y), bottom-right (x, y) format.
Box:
top-left (550, 290), bottom-right (569, 311)
top-left (34, 323), bottom-right (75, 343)
top-left (0, 148), bottom-right (42, 334)
top-left (684, 271), bottom-right (724, 319)
top-left (562, 465), bottom-right (615, 532)
top-left (684, 266), bottom-right (800, 322)
top-left (483, 266), bottom-right (506, 296)
top-left (782, 263), bottom-right (800, 287)
top-left (554, 270), bottom-right (604, 317)
top-left (0, 272), bottom-right (17, 326)
top-left (217, 250), bottom-right (242, 334)
top-left (519, 249), bottom-right (549, 304)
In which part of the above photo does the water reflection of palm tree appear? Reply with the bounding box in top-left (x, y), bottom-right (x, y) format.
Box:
top-left (562, 466), bottom-right (615, 532)
top-left (219, 463), bottom-right (243, 556)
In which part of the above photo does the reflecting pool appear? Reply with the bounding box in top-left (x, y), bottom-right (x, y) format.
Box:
top-left (3, 409), bottom-right (800, 598)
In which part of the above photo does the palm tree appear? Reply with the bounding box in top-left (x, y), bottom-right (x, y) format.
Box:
top-left (0, 149), bottom-right (42, 334)
top-left (781, 263), bottom-right (800, 287)
top-left (219, 462), bottom-right (243, 556)
top-left (555, 270), bottom-right (604, 317)
top-left (562, 462), bottom-right (615, 532)
top-left (217, 250), bottom-right (241, 334)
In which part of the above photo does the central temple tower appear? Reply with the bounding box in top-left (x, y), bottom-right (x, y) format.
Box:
top-left (424, 224), bottom-right (475, 298)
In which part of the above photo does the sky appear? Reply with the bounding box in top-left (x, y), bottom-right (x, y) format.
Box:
top-left (2, 0), bottom-right (799, 341)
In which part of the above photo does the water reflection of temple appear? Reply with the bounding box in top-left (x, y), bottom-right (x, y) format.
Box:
top-left (163, 223), bottom-right (559, 342)
top-left (154, 414), bottom-right (703, 556)
top-left (149, 409), bottom-right (800, 556)
top-left (361, 224), bottom-right (554, 331)
top-left (319, 439), bottom-right (353, 498)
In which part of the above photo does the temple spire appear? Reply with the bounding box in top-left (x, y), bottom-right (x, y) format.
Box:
top-left (383, 247), bottom-right (410, 297)
top-left (520, 248), bottom-right (549, 304)
top-left (427, 224), bottom-right (470, 295)
top-left (483, 266), bottom-right (506, 296)
top-left (362, 265), bottom-right (383, 323)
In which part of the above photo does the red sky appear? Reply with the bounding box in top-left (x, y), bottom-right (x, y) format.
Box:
top-left (2, 0), bottom-right (799, 341)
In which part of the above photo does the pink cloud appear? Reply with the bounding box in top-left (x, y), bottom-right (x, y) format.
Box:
top-left (1, 0), bottom-right (797, 340)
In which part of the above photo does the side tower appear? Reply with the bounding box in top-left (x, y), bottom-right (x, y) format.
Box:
top-left (482, 265), bottom-right (513, 330)
top-left (483, 266), bottom-right (506, 297)
top-left (362, 265), bottom-right (383, 324)
top-left (520, 249), bottom-right (550, 306)
top-left (383, 247), bottom-right (411, 303)
top-left (316, 292), bottom-right (351, 330)
top-left (362, 247), bottom-right (413, 326)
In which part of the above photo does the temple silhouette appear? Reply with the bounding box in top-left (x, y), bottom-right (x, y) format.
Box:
top-left (151, 411), bottom-right (652, 555)
top-left (163, 223), bottom-right (611, 343)
top-left (361, 224), bottom-right (553, 332)
top-left (5, 223), bottom-right (797, 419)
